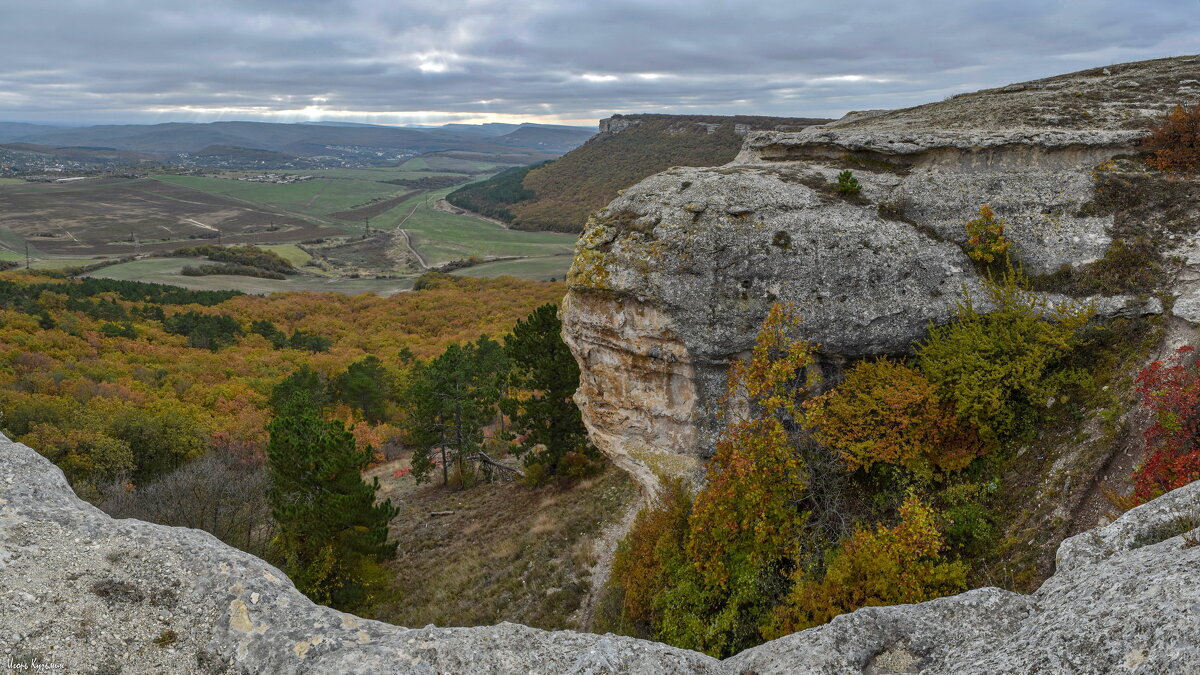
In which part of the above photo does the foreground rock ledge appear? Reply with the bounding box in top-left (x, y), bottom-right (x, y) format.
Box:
top-left (2, 436), bottom-right (1199, 673)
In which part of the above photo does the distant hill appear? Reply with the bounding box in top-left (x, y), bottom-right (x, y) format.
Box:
top-left (447, 114), bottom-right (830, 232)
top-left (4, 120), bottom-right (595, 159)
top-left (190, 145), bottom-right (299, 163)
top-left (0, 142), bottom-right (157, 163)
top-left (0, 122), bottom-right (62, 143)
top-left (493, 125), bottom-right (596, 152)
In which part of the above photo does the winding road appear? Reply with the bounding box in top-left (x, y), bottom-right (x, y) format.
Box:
top-left (393, 201), bottom-right (428, 269)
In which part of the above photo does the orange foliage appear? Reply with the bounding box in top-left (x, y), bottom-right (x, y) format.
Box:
top-left (964, 204), bottom-right (1011, 265)
top-left (805, 359), bottom-right (981, 476)
top-left (1143, 103), bottom-right (1200, 173)
top-left (0, 275), bottom-right (564, 475)
top-left (688, 303), bottom-right (817, 588)
top-left (610, 479), bottom-right (693, 630)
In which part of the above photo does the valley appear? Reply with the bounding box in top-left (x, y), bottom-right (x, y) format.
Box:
top-left (0, 153), bottom-right (580, 291)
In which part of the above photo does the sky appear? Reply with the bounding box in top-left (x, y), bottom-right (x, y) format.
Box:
top-left (1, 0), bottom-right (1197, 128)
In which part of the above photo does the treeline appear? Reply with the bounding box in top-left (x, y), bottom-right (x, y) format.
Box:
top-left (600, 267), bottom-right (1156, 657)
top-left (172, 244), bottom-right (296, 276)
top-left (384, 175), bottom-right (468, 190)
top-left (182, 263), bottom-right (287, 280)
top-left (445, 162), bottom-right (543, 222)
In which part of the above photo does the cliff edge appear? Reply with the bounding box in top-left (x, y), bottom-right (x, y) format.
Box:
top-left (561, 54), bottom-right (1198, 492)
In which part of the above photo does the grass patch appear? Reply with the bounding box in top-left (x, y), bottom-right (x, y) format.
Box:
top-left (373, 461), bottom-right (637, 631)
top-left (153, 174), bottom-right (403, 219)
top-left (84, 257), bottom-right (412, 295)
top-left (451, 255), bottom-right (575, 281)
top-left (1132, 516), bottom-right (1200, 549)
top-left (391, 188), bottom-right (577, 266)
top-left (260, 243), bottom-right (313, 267)
top-left (1029, 237), bottom-right (1167, 296)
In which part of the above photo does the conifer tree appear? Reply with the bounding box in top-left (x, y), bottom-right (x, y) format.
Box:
top-left (405, 336), bottom-right (507, 486)
top-left (501, 303), bottom-right (590, 476)
top-left (269, 366), bottom-right (329, 418)
top-left (332, 355), bottom-right (393, 424)
top-left (267, 413), bottom-right (398, 610)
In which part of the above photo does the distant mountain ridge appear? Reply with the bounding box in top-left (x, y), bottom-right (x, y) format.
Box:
top-left (446, 114), bottom-right (832, 232)
top-left (0, 120), bottom-right (595, 160)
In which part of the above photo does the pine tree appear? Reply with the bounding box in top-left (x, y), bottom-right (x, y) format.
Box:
top-left (269, 366), bottom-right (329, 418)
top-left (405, 336), bottom-right (506, 486)
top-left (500, 303), bottom-right (591, 476)
top-left (332, 355), bottom-right (393, 424)
top-left (267, 413), bottom-right (398, 610)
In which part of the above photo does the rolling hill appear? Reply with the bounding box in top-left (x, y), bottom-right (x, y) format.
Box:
top-left (446, 114), bottom-right (831, 232)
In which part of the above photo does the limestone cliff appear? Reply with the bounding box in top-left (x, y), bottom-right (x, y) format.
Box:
top-left (3, 435), bottom-right (1198, 673)
top-left (562, 54), bottom-right (1199, 493)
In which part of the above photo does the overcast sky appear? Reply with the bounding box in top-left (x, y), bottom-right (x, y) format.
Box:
top-left (2, 0), bottom-right (1197, 127)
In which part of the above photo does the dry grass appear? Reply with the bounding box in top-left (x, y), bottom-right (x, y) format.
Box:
top-left (369, 458), bottom-right (637, 631)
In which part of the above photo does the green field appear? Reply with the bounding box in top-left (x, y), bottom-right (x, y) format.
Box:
top-left (0, 178), bottom-right (25, 186)
top-left (274, 167), bottom-right (459, 181)
top-left (451, 255), bottom-right (575, 281)
top-left (85, 257), bottom-right (411, 296)
top-left (0, 152), bottom-right (581, 292)
top-left (260, 243), bottom-right (314, 267)
top-left (394, 188), bottom-right (577, 265)
top-left (147, 177), bottom-right (579, 270)
top-left (152, 174), bottom-right (404, 219)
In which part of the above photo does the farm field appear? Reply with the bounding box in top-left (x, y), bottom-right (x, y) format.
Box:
top-left (84, 257), bottom-right (411, 295)
top-left (152, 174), bottom-right (405, 219)
top-left (0, 153), bottom-right (582, 290)
top-left (451, 254), bottom-right (574, 281)
top-left (0, 177), bottom-right (342, 255)
top-left (389, 187), bottom-right (577, 265)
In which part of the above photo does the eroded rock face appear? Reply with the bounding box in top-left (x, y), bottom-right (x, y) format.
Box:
top-left (3, 435), bottom-right (1198, 673)
top-left (563, 55), bottom-right (1193, 484)
top-left (560, 292), bottom-right (702, 495)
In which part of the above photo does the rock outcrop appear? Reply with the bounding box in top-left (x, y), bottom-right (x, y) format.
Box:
top-left (562, 55), bottom-right (1198, 491)
top-left (3, 434), bottom-right (1199, 673)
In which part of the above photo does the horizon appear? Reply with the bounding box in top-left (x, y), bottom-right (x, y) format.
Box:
top-left (0, 118), bottom-right (597, 130)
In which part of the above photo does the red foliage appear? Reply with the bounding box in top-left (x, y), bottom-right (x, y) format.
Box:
top-left (1143, 103), bottom-right (1200, 173)
top-left (1132, 345), bottom-right (1200, 503)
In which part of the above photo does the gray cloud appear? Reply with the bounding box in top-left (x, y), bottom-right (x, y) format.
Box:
top-left (0, 0), bottom-right (1196, 126)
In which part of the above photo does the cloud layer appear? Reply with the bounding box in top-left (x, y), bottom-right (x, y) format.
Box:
top-left (2, 0), bottom-right (1197, 125)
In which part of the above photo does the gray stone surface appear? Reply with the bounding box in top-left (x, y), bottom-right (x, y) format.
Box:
top-left (3, 434), bottom-right (1199, 673)
top-left (0, 436), bottom-right (718, 674)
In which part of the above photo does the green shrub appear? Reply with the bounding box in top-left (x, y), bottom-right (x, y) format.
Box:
top-left (835, 170), bottom-right (861, 195)
top-left (916, 267), bottom-right (1093, 448)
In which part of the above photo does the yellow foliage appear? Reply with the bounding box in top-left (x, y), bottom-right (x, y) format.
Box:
top-left (764, 494), bottom-right (967, 639)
